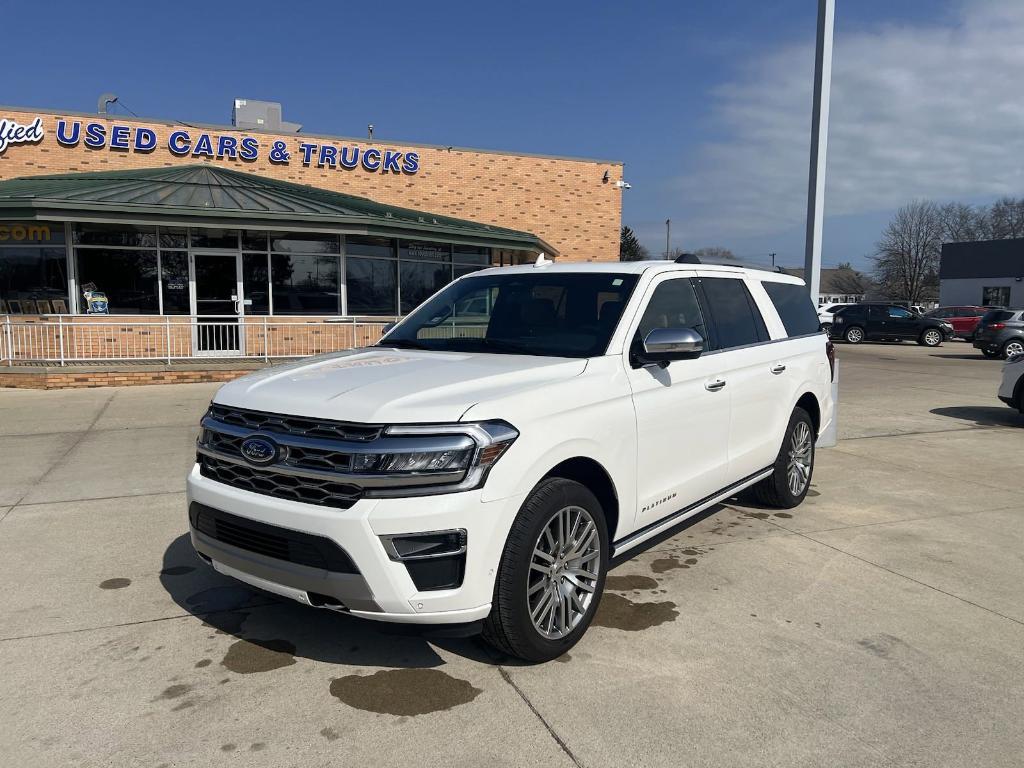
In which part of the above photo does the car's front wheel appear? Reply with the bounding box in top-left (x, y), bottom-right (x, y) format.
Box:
top-left (919, 328), bottom-right (943, 347)
top-left (844, 326), bottom-right (865, 344)
top-left (482, 478), bottom-right (608, 662)
top-left (749, 407), bottom-right (815, 509)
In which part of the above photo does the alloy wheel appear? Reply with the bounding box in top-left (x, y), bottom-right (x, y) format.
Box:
top-left (1005, 340), bottom-right (1024, 358)
top-left (846, 328), bottom-right (863, 343)
top-left (527, 505), bottom-right (600, 640)
top-left (924, 330), bottom-right (942, 346)
top-left (786, 421), bottom-right (813, 496)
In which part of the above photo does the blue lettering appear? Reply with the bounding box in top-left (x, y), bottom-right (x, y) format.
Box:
top-left (134, 127), bottom-right (157, 152)
top-left (168, 130), bottom-right (191, 155)
top-left (317, 145), bottom-right (338, 168)
top-left (56, 120), bottom-right (81, 146)
top-left (382, 150), bottom-right (402, 173)
top-left (84, 122), bottom-right (106, 149)
top-left (361, 148), bottom-right (381, 171)
top-left (192, 133), bottom-right (214, 157)
top-left (402, 152), bottom-right (420, 174)
top-left (217, 136), bottom-right (238, 158)
top-left (109, 125), bottom-right (130, 150)
top-left (239, 136), bottom-right (259, 161)
top-left (299, 142), bottom-right (317, 164)
top-left (339, 146), bottom-right (359, 169)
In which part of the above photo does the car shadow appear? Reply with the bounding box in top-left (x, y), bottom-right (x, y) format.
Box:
top-left (928, 353), bottom-right (995, 360)
top-left (930, 405), bottom-right (1024, 427)
top-left (159, 533), bottom-right (507, 669)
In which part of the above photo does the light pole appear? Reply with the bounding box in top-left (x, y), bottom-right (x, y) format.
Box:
top-left (665, 219), bottom-right (671, 259)
top-left (803, 0), bottom-right (835, 301)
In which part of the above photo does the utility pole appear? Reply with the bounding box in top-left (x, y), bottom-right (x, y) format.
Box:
top-left (803, 0), bottom-right (835, 302)
top-left (770, 252), bottom-right (777, 269)
top-left (665, 219), bottom-right (671, 259)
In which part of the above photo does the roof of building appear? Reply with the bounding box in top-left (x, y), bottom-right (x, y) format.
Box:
top-left (779, 266), bottom-right (868, 294)
top-left (940, 238), bottom-right (1024, 279)
top-left (0, 165), bottom-right (555, 254)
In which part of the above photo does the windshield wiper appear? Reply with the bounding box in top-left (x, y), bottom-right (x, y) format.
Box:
top-left (481, 338), bottom-right (539, 355)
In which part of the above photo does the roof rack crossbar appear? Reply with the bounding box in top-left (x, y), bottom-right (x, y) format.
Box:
top-left (674, 253), bottom-right (783, 273)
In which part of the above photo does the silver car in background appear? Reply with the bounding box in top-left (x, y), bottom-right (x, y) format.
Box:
top-left (997, 352), bottom-right (1024, 414)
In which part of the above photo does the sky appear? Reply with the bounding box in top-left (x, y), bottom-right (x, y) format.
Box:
top-left (3, 0), bottom-right (1021, 271)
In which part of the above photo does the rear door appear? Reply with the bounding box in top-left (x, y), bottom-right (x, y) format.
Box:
top-left (884, 306), bottom-right (920, 338)
top-left (624, 274), bottom-right (730, 527)
top-left (694, 275), bottom-right (781, 482)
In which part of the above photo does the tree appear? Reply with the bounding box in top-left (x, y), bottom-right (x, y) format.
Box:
top-left (980, 197), bottom-right (1024, 240)
top-left (872, 201), bottom-right (942, 304)
top-left (619, 226), bottom-right (650, 261)
top-left (830, 263), bottom-right (868, 296)
top-left (937, 201), bottom-right (983, 243)
top-left (693, 246), bottom-right (736, 261)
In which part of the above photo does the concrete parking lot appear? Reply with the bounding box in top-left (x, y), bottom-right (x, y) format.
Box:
top-left (1, 342), bottom-right (1022, 768)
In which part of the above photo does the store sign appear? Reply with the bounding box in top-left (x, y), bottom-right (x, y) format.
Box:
top-left (0, 222), bottom-right (54, 242)
top-left (0, 115), bottom-right (420, 174)
top-left (0, 117), bottom-right (44, 155)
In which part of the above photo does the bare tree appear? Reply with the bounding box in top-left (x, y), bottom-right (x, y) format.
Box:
top-left (937, 201), bottom-right (983, 243)
top-left (830, 262), bottom-right (869, 296)
top-left (872, 201), bottom-right (942, 304)
top-left (980, 197), bottom-right (1024, 240)
top-left (693, 246), bottom-right (737, 261)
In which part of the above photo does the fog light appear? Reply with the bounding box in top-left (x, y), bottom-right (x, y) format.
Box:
top-left (380, 529), bottom-right (467, 561)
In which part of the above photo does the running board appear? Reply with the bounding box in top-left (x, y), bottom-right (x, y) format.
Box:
top-left (612, 467), bottom-right (774, 557)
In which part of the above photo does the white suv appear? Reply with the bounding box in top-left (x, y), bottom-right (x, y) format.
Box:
top-left (187, 260), bottom-right (836, 661)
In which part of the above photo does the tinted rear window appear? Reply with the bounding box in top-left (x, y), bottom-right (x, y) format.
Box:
top-left (981, 310), bottom-right (1014, 324)
top-left (762, 281), bottom-right (821, 336)
top-left (699, 277), bottom-right (768, 349)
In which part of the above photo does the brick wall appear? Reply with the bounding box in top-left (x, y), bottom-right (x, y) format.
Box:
top-left (0, 108), bottom-right (623, 262)
top-left (0, 367), bottom-right (255, 390)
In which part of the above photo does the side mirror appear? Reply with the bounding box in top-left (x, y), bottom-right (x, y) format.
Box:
top-left (639, 327), bottom-right (704, 367)
top-left (381, 321), bottom-right (397, 335)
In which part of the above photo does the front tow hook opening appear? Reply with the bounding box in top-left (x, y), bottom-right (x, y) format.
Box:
top-left (307, 592), bottom-right (349, 612)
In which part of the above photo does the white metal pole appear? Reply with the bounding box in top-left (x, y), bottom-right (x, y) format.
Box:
top-left (804, 0), bottom-right (835, 302)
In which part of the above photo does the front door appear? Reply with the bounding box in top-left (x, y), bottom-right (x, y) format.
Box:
top-left (624, 274), bottom-right (730, 528)
top-left (192, 252), bottom-right (243, 355)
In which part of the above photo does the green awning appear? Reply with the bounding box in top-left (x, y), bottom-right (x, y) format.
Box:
top-left (0, 165), bottom-right (555, 254)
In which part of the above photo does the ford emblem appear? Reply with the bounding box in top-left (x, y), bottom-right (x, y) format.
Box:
top-left (240, 436), bottom-right (278, 465)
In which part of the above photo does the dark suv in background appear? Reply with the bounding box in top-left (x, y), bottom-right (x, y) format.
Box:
top-left (830, 303), bottom-right (953, 346)
top-left (973, 309), bottom-right (1024, 359)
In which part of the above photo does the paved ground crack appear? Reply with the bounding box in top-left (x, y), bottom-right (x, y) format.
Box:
top-left (497, 666), bottom-right (585, 768)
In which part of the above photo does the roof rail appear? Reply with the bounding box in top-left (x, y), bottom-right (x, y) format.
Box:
top-left (674, 253), bottom-right (783, 273)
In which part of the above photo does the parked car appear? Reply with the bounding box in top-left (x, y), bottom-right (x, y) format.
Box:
top-left (829, 303), bottom-right (953, 346)
top-left (817, 302), bottom-right (852, 333)
top-left (186, 261), bottom-right (835, 661)
top-left (973, 309), bottom-right (1024, 359)
top-left (997, 351), bottom-right (1024, 413)
top-left (924, 306), bottom-right (990, 340)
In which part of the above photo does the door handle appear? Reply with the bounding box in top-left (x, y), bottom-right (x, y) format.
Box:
top-left (705, 378), bottom-right (726, 392)
top-left (771, 364), bottom-right (787, 374)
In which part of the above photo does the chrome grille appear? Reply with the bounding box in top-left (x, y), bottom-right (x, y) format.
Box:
top-left (203, 427), bottom-right (353, 474)
top-left (198, 455), bottom-right (362, 509)
top-left (208, 404), bottom-right (383, 442)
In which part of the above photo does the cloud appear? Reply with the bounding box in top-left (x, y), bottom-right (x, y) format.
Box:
top-left (674, 0), bottom-right (1024, 242)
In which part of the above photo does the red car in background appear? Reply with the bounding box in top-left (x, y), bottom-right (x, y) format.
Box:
top-left (924, 306), bottom-right (991, 340)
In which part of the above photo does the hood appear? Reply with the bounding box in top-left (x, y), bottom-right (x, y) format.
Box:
top-left (214, 347), bottom-right (589, 424)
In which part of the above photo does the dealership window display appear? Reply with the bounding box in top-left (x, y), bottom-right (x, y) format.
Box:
top-left (0, 222), bottom-right (69, 313)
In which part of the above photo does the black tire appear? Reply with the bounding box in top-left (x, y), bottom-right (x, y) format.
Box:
top-left (844, 326), bottom-right (865, 344)
top-left (982, 349), bottom-right (1000, 359)
top-left (749, 407), bottom-right (815, 509)
top-left (919, 328), bottom-right (943, 347)
top-left (482, 478), bottom-right (608, 662)
top-left (1002, 339), bottom-right (1024, 360)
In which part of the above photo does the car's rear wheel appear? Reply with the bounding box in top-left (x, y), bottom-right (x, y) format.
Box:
top-left (982, 349), bottom-right (1001, 359)
top-left (919, 328), bottom-right (943, 347)
top-left (844, 326), bottom-right (865, 344)
top-left (749, 407), bottom-right (815, 509)
top-left (482, 478), bottom-right (608, 662)
top-left (1002, 339), bottom-right (1024, 359)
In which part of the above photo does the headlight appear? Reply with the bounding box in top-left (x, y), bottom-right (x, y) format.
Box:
top-left (361, 421), bottom-right (518, 497)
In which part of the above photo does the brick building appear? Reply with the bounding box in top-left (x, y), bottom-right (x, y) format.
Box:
top-left (0, 102), bottom-right (622, 331)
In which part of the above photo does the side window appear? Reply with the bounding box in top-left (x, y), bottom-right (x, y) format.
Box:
top-left (636, 278), bottom-right (707, 343)
top-left (699, 277), bottom-right (768, 350)
top-left (762, 281), bottom-right (820, 336)
top-left (888, 307), bottom-right (913, 319)
top-left (869, 305), bottom-right (888, 320)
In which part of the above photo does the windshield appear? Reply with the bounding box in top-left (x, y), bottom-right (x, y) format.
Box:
top-left (379, 271), bottom-right (640, 357)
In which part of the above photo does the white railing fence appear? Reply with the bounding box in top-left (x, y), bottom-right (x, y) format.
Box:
top-left (0, 315), bottom-right (397, 365)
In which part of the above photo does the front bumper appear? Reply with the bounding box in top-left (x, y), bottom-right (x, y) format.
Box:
top-left (186, 463), bottom-right (524, 624)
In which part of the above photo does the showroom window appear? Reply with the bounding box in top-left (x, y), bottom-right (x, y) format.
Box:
top-left (76, 248), bottom-right (159, 314)
top-left (346, 236), bottom-right (397, 315)
top-left (0, 220), bottom-right (70, 313)
top-left (982, 286), bottom-right (1011, 307)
